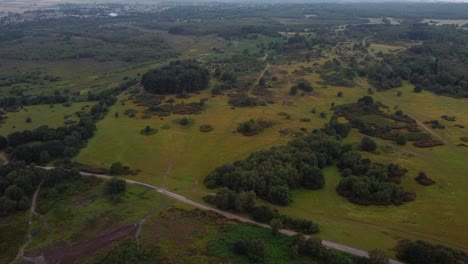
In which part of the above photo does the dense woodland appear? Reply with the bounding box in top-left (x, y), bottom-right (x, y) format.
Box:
top-left (141, 60), bottom-right (211, 94)
top-left (0, 161), bottom-right (81, 216)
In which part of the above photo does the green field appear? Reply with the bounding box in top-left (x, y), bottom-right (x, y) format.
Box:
top-left (2, 3), bottom-right (468, 262)
top-left (0, 102), bottom-right (93, 136)
top-left (76, 68), bottom-right (468, 256)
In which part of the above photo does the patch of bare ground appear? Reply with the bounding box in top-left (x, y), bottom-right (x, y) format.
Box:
top-left (25, 224), bottom-right (136, 264)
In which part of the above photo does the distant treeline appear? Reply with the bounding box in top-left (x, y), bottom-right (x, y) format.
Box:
top-left (349, 24), bottom-right (468, 98)
top-left (141, 60), bottom-right (210, 94)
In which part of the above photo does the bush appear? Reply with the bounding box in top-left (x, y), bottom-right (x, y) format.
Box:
top-left (109, 162), bottom-right (129, 175)
top-left (252, 206), bottom-right (275, 223)
top-left (361, 137), bottom-right (377, 152)
top-left (140, 125), bottom-right (158, 135)
top-left (396, 239), bottom-right (466, 264)
top-left (199, 124), bottom-right (214, 132)
top-left (396, 134), bottom-right (407, 145)
top-left (105, 177), bottom-right (127, 195)
top-left (415, 171), bottom-right (435, 186)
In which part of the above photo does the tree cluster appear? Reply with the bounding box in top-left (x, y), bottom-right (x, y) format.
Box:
top-left (0, 161), bottom-right (80, 216)
top-left (290, 234), bottom-right (372, 264)
top-left (336, 150), bottom-right (414, 205)
top-left (396, 239), bottom-right (467, 264)
top-left (141, 60), bottom-right (210, 94)
top-left (204, 133), bottom-right (339, 205)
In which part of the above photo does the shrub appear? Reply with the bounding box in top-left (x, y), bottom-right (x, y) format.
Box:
top-left (361, 137), bottom-right (377, 152)
top-left (105, 177), bottom-right (127, 195)
top-left (199, 124), bottom-right (214, 132)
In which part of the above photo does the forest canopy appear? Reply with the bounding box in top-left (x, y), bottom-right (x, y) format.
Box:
top-left (141, 60), bottom-right (210, 94)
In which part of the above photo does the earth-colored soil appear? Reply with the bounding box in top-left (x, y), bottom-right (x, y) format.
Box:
top-left (25, 224), bottom-right (136, 264)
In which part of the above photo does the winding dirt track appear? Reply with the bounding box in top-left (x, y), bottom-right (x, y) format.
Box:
top-left (40, 167), bottom-right (403, 264)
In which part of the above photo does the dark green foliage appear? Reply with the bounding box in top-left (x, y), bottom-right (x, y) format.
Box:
top-left (252, 206), bottom-right (275, 223)
top-left (396, 134), bottom-right (407, 145)
top-left (0, 162), bottom-right (80, 216)
top-left (205, 133), bottom-right (341, 205)
top-left (279, 215), bottom-right (319, 234)
top-left (357, 96), bottom-right (374, 106)
top-left (290, 80), bottom-right (313, 95)
top-left (441, 115), bottom-right (456, 122)
top-left (141, 60), bottom-right (210, 94)
top-left (233, 238), bottom-right (266, 263)
top-left (140, 125), bottom-right (158, 135)
top-left (361, 137), bottom-right (377, 152)
top-left (26, 117), bottom-right (32, 123)
top-left (180, 117), bottom-right (190, 126)
top-left (6, 81), bottom-right (128, 164)
top-left (396, 239), bottom-right (467, 264)
top-left (337, 151), bottom-right (412, 205)
top-left (365, 25), bottom-right (468, 98)
top-left (109, 162), bottom-right (129, 175)
top-left (206, 188), bottom-right (256, 212)
top-left (0, 136), bottom-right (7, 149)
top-left (237, 119), bottom-right (265, 136)
top-left (105, 178), bottom-right (127, 196)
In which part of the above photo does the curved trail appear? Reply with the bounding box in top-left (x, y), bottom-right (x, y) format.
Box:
top-left (10, 182), bottom-right (43, 264)
top-left (40, 167), bottom-right (402, 264)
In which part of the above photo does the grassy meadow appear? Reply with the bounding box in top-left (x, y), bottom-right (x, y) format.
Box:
top-left (76, 54), bottom-right (468, 255)
top-left (0, 102), bottom-right (93, 136)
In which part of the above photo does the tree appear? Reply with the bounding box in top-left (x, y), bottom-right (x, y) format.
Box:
top-left (302, 166), bottom-right (325, 189)
top-left (337, 91), bottom-right (343, 97)
top-left (358, 95), bottom-right (374, 106)
top-left (368, 249), bottom-right (389, 264)
top-left (413, 86), bottom-right (423, 93)
top-left (361, 137), bottom-right (377, 152)
top-left (110, 162), bottom-right (128, 175)
top-left (0, 196), bottom-right (17, 216)
top-left (259, 77), bottom-right (266, 88)
top-left (5, 185), bottom-right (24, 201)
top-left (252, 206), bottom-right (274, 223)
top-left (26, 117), bottom-right (32, 123)
top-left (39, 150), bottom-right (50, 163)
top-left (105, 177), bottom-right (127, 195)
top-left (180, 117), bottom-right (190, 126)
top-left (396, 134), bottom-right (407, 145)
top-left (0, 136), bottom-right (7, 149)
top-left (270, 218), bottom-right (283, 236)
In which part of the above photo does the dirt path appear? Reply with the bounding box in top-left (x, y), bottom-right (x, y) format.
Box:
top-left (39, 166), bottom-right (402, 263)
top-left (247, 53), bottom-right (269, 97)
top-left (10, 182), bottom-right (43, 264)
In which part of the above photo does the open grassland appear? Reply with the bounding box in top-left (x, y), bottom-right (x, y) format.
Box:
top-left (77, 59), bottom-right (368, 196)
top-left (0, 102), bottom-right (92, 136)
top-left (77, 59), bottom-right (468, 255)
